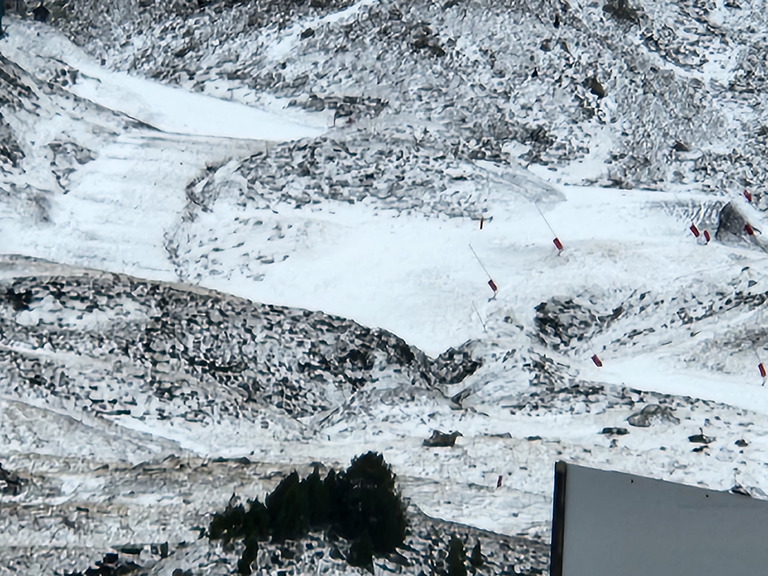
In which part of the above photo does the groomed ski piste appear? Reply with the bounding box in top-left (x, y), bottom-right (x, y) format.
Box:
top-left (3, 4), bottom-right (768, 575)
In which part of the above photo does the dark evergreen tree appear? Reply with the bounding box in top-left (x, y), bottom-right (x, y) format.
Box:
top-left (446, 536), bottom-right (467, 576)
top-left (208, 453), bottom-right (407, 573)
top-left (237, 536), bottom-right (259, 576)
top-left (210, 497), bottom-right (268, 573)
top-left (324, 467), bottom-right (346, 530)
top-left (242, 499), bottom-right (270, 541)
top-left (347, 529), bottom-right (374, 573)
top-left (305, 465), bottom-right (331, 527)
top-left (266, 471), bottom-right (300, 526)
top-left (337, 452), bottom-right (407, 554)
top-left (267, 471), bottom-right (310, 542)
top-left (209, 498), bottom-right (247, 546)
top-left (470, 540), bottom-right (483, 569)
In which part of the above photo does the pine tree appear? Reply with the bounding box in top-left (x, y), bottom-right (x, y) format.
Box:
top-left (339, 452), bottom-right (407, 554)
top-left (266, 471), bottom-right (309, 542)
top-left (265, 471), bottom-right (300, 528)
top-left (208, 453), bottom-right (407, 573)
top-left (237, 536), bottom-right (259, 575)
top-left (447, 536), bottom-right (467, 576)
top-left (243, 499), bottom-right (269, 541)
top-left (347, 529), bottom-right (374, 573)
top-left (209, 498), bottom-right (246, 546)
top-left (470, 541), bottom-right (483, 569)
top-left (305, 466), bottom-right (331, 528)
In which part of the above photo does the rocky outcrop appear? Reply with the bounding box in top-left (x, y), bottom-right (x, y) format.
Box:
top-left (717, 201), bottom-right (753, 242)
top-left (627, 404), bottom-right (680, 428)
top-left (432, 343), bottom-right (482, 385)
top-left (185, 128), bottom-right (538, 221)
top-left (50, 0), bottom-right (768, 193)
top-left (0, 462), bottom-right (24, 496)
top-left (0, 117), bottom-right (24, 172)
top-left (534, 297), bottom-right (622, 351)
top-left (0, 267), bottom-right (483, 428)
top-left (422, 430), bottom-right (462, 447)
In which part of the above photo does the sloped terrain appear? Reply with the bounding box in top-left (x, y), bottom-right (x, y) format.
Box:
top-left (0, 258), bottom-right (485, 437)
top-left (0, 48), bottom-right (137, 197)
top-left (4, 1), bottom-right (768, 575)
top-left (51, 0), bottom-right (768, 196)
top-left (4, 248), bottom-right (768, 575)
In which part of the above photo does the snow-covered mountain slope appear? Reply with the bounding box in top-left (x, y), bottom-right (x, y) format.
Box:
top-left (52, 0), bottom-right (768, 194)
top-left (0, 16), bottom-right (325, 280)
top-left (0, 256), bottom-right (481, 442)
top-left (3, 1), bottom-right (768, 575)
top-left (4, 254), bottom-right (768, 576)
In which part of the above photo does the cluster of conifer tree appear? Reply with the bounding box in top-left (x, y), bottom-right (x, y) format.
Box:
top-left (208, 451), bottom-right (407, 574)
top-left (445, 536), bottom-right (484, 576)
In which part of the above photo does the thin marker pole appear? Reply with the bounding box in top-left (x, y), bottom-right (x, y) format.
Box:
top-left (472, 301), bottom-right (488, 334)
top-left (469, 243), bottom-right (493, 280)
top-left (748, 303), bottom-right (767, 385)
top-left (534, 202), bottom-right (564, 252)
top-left (533, 202), bottom-right (558, 238)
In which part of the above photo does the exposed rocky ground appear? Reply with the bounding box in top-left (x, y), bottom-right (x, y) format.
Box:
top-left (0, 260), bottom-right (485, 433)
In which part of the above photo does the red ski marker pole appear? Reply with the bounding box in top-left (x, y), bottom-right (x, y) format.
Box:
top-left (534, 202), bottom-right (564, 253)
top-left (759, 363), bottom-right (766, 379)
top-left (745, 190), bottom-right (753, 203)
top-left (591, 354), bottom-right (603, 367)
top-left (469, 244), bottom-right (498, 294)
top-left (745, 223), bottom-right (755, 236)
top-left (690, 224), bottom-right (700, 238)
top-left (703, 230), bottom-right (711, 243)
